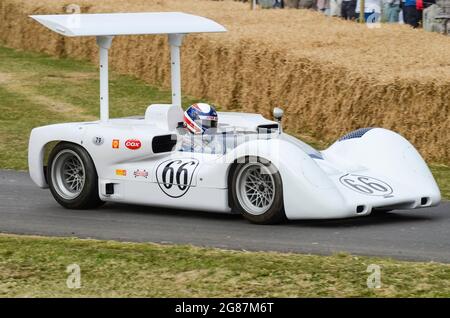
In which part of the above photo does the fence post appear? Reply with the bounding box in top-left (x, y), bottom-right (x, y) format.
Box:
top-left (360, 0), bottom-right (365, 23)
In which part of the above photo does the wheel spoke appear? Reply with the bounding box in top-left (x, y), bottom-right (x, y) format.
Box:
top-left (247, 174), bottom-right (259, 184)
top-left (53, 151), bottom-right (85, 199)
top-left (245, 184), bottom-right (259, 192)
top-left (237, 163), bottom-right (276, 215)
top-left (258, 196), bottom-right (264, 208)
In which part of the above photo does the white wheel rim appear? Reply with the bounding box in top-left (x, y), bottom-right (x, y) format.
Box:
top-left (235, 162), bottom-right (275, 215)
top-left (51, 149), bottom-right (85, 200)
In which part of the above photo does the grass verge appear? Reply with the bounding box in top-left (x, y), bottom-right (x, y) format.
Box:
top-left (0, 234), bottom-right (449, 297)
top-left (0, 45), bottom-right (196, 169)
top-left (430, 164), bottom-right (450, 200)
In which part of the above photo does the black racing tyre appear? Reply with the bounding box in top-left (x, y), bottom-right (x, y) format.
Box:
top-left (230, 158), bottom-right (285, 224)
top-left (47, 142), bottom-right (104, 209)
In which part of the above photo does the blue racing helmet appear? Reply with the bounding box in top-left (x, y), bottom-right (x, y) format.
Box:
top-left (184, 103), bottom-right (218, 134)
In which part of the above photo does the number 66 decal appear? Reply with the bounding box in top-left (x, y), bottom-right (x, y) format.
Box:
top-left (339, 174), bottom-right (393, 196)
top-left (156, 159), bottom-right (199, 198)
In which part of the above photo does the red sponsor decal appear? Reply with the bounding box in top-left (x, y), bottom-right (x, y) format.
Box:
top-left (125, 139), bottom-right (141, 150)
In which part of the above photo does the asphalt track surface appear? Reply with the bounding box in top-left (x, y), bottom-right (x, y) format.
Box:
top-left (0, 170), bottom-right (449, 262)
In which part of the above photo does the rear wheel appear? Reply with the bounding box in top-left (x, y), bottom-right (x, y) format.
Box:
top-left (47, 142), bottom-right (104, 209)
top-left (231, 159), bottom-right (285, 224)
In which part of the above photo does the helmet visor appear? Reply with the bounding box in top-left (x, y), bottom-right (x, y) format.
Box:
top-left (198, 119), bottom-right (218, 130)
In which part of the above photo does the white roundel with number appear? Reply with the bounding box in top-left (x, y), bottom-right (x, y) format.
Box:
top-left (339, 174), bottom-right (393, 196)
top-left (156, 159), bottom-right (199, 198)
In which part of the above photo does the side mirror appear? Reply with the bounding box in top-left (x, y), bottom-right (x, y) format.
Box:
top-left (273, 107), bottom-right (284, 134)
top-left (273, 107), bottom-right (284, 121)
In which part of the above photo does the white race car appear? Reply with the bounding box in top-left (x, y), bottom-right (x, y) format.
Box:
top-left (28, 12), bottom-right (441, 224)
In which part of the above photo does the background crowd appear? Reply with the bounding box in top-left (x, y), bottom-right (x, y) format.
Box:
top-left (244, 0), bottom-right (447, 29)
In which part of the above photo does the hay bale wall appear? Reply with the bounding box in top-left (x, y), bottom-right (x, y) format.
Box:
top-left (0, 0), bottom-right (449, 162)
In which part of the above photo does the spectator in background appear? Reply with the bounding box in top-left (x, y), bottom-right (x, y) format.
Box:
top-left (356, 0), bottom-right (382, 22)
top-left (317, 0), bottom-right (331, 13)
top-left (330, 0), bottom-right (343, 16)
top-left (422, 1), bottom-right (440, 32)
top-left (416, 0), bottom-right (436, 25)
top-left (422, 0), bottom-right (436, 8)
top-left (341, 0), bottom-right (358, 19)
top-left (284, 0), bottom-right (315, 8)
top-left (273, 0), bottom-right (285, 7)
top-left (382, 0), bottom-right (401, 22)
top-left (284, 0), bottom-right (299, 7)
top-left (258, 0), bottom-right (276, 8)
top-left (403, 0), bottom-right (420, 27)
top-left (299, 0), bottom-right (315, 8)
top-left (400, 0), bottom-right (406, 22)
top-left (416, 0), bottom-right (423, 25)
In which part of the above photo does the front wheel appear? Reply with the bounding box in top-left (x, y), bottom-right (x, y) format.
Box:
top-left (230, 159), bottom-right (285, 224)
top-left (47, 142), bottom-right (104, 209)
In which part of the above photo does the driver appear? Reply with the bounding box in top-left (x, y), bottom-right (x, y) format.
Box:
top-left (179, 103), bottom-right (220, 153)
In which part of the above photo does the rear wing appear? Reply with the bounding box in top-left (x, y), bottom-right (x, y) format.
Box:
top-left (30, 12), bottom-right (226, 122)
